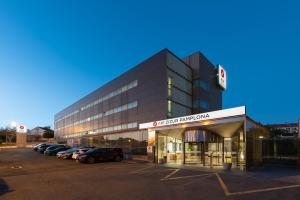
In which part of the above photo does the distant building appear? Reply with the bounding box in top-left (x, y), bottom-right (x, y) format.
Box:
top-left (265, 122), bottom-right (299, 138)
top-left (27, 126), bottom-right (53, 141)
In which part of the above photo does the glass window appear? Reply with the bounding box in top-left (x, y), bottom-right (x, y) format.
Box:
top-left (193, 99), bottom-right (209, 110)
top-left (168, 100), bottom-right (172, 117)
top-left (193, 79), bottom-right (209, 91)
top-left (168, 77), bottom-right (172, 97)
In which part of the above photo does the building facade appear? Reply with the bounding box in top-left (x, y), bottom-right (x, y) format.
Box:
top-left (54, 48), bottom-right (270, 169)
top-left (54, 49), bottom-right (223, 151)
top-left (265, 122), bottom-right (299, 138)
top-left (27, 126), bottom-right (53, 142)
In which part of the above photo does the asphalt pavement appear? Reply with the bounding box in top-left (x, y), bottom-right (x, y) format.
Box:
top-left (0, 148), bottom-right (300, 200)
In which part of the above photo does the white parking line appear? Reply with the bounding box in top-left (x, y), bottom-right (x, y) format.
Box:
top-left (162, 172), bottom-right (214, 181)
top-left (160, 169), bottom-right (180, 180)
top-left (129, 165), bottom-right (154, 174)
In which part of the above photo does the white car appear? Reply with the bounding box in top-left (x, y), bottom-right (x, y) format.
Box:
top-left (71, 148), bottom-right (91, 160)
top-left (57, 150), bottom-right (67, 158)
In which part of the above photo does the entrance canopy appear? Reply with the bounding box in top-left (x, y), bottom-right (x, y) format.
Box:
top-left (139, 106), bottom-right (246, 137)
top-left (139, 106), bottom-right (269, 169)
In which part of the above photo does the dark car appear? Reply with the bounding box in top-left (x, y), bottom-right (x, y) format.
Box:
top-left (37, 144), bottom-right (52, 153)
top-left (57, 147), bottom-right (78, 159)
top-left (78, 148), bottom-right (123, 164)
top-left (33, 143), bottom-right (48, 151)
top-left (43, 144), bottom-right (65, 154)
top-left (44, 146), bottom-right (70, 156)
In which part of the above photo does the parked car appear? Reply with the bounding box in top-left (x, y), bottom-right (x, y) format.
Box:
top-left (44, 146), bottom-right (70, 156)
top-left (33, 143), bottom-right (47, 151)
top-left (37, 144), bottom-right (53, 153)
top-left (38, 144), bottom-right (64, 154)
top-left (78, 148), bottom-right (123, 164)
top-left (57, 147), bottom-right (78, 159)
top-left (71, 147), bottom-right (92, 160)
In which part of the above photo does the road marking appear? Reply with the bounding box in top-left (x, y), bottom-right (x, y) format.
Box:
top-left (215, 173), bottom-right (300, 196)
top-left (228, 184), bottom-right (300, 196)
top-left (163, 173), bottom-right (214, 181)
top-left (129, 165), bottom-right (154, 174)
top-left (161, 169), bottom-right (180, 180)
top-left (215, 173), bottom-right (231, 196)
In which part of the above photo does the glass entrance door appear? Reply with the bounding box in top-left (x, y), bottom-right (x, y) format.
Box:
top-left (157, 133), bottom-right (183, 164)
top-left (185, 142), bottom-right (204, 164)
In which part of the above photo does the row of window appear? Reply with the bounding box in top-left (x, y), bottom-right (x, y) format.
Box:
top-left (56, 80), bottom-right (138, 123)
top-left (56, 101), bottom-right (138, 131)
top-left (63, 122), bottom-right (138, 139)
top-left (193, 99), bottom-right (209, 110)
top-left (193, 79), bottom-right (209, 91)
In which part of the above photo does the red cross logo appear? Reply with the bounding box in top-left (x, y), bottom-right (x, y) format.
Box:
top-left (221, 69), bottom-right (225, 78)
top-left (153, 121), bottom-right (157, 127)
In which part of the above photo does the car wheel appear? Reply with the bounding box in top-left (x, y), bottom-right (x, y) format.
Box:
top-left (115, 155), bottom-right (121, 162)
top-left (87, 157), bottom-right (95, 164)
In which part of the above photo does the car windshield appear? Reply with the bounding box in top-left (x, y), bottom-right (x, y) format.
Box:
top-left (66, 148), bottom-right (77, 153)
top-left (49, 145), bottom-right (62, 150)
top-left (86, 148), bottom-right (97, 153)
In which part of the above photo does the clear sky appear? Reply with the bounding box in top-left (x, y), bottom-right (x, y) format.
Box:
top-left (0, 0), bottom-right (299, 129)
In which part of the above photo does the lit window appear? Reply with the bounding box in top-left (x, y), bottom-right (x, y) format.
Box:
top-left (168, 77), bottom-right (172, 97)
top-left (168, 100), bottom-right (172, 117)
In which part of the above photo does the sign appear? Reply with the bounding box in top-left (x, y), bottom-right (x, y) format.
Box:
top-left (16, 124), bottom-right (27, 133)
top-left (217, 64), bottom-right (227, 90)
top-left (139, 106), bottom-right (246, 129)
top-left (147, 146), bottom-right (153, 153)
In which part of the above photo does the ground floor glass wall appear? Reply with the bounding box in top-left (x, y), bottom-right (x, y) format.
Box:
top-left (155, 124), bottom-right (246, 168)
top-left (157, 131), bottom-right (183, 164)
top-left (67, 130), bottom-right (148, 156)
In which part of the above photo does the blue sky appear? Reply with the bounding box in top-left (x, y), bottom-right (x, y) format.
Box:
top-left (0, 0), bottom-right (299, 129)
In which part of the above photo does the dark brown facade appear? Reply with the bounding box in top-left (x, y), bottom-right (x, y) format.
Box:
top-left (54, 49), bottom-right (223, 150)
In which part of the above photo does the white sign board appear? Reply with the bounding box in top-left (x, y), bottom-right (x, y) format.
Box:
top-left (16, 124), bottom-right (27, 133)
top-left (139, 106), bottom-right (246, 129)
top-left (147, 146), bottom-right (153, 153)
top-left (217, 64), bottom-right (227, 90)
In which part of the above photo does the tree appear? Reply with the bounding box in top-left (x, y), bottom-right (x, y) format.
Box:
top-left (43, 129), bottom-right (54, 139)
top-left (0, 127), bottom-right (16, 144)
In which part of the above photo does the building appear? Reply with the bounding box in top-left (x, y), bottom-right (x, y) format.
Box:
top-left (27, 126), bottom-right (53, 141)
top-left (54, 48), bottom-right (269, 169)
top-left (265, 122), bottom-right (299, 138)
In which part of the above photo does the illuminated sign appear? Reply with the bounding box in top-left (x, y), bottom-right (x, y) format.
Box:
top-left (16, 124), bottom-right (27, 133)
top-left (139, 106), bottom-right (246, 129)
top-left (217, 64), bottom-right (227, 90)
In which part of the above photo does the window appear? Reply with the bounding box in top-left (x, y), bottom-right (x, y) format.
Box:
top-left (193, 79), bottom-right (209, 91)
top-left (193, 99), bottom-right (209, 110)
top-left (168, 77), bottom-right (172, 97)
top-left (168, 100), bottom-right (172, 117)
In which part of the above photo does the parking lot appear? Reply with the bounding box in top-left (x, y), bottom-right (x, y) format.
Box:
top-left (0, 148), bottom-right (300, 200)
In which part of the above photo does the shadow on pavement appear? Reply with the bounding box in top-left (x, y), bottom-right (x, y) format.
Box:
top-left (0, 178), bottom-right (13, 196)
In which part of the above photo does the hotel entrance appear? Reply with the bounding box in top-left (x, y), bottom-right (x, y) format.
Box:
top-left (157, 129), bottom-right (183, 164)
top-left (141, 106), bottom-right (270, 170)
top-left (156, 128), bottom-right (225, 166)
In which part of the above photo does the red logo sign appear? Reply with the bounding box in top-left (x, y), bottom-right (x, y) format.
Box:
top-left (20, 126), bottom-right (24, 129)
top-left (153, 121), bottom-right (157, 127)
top-left (221, 69), bottom-right (225, 78)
